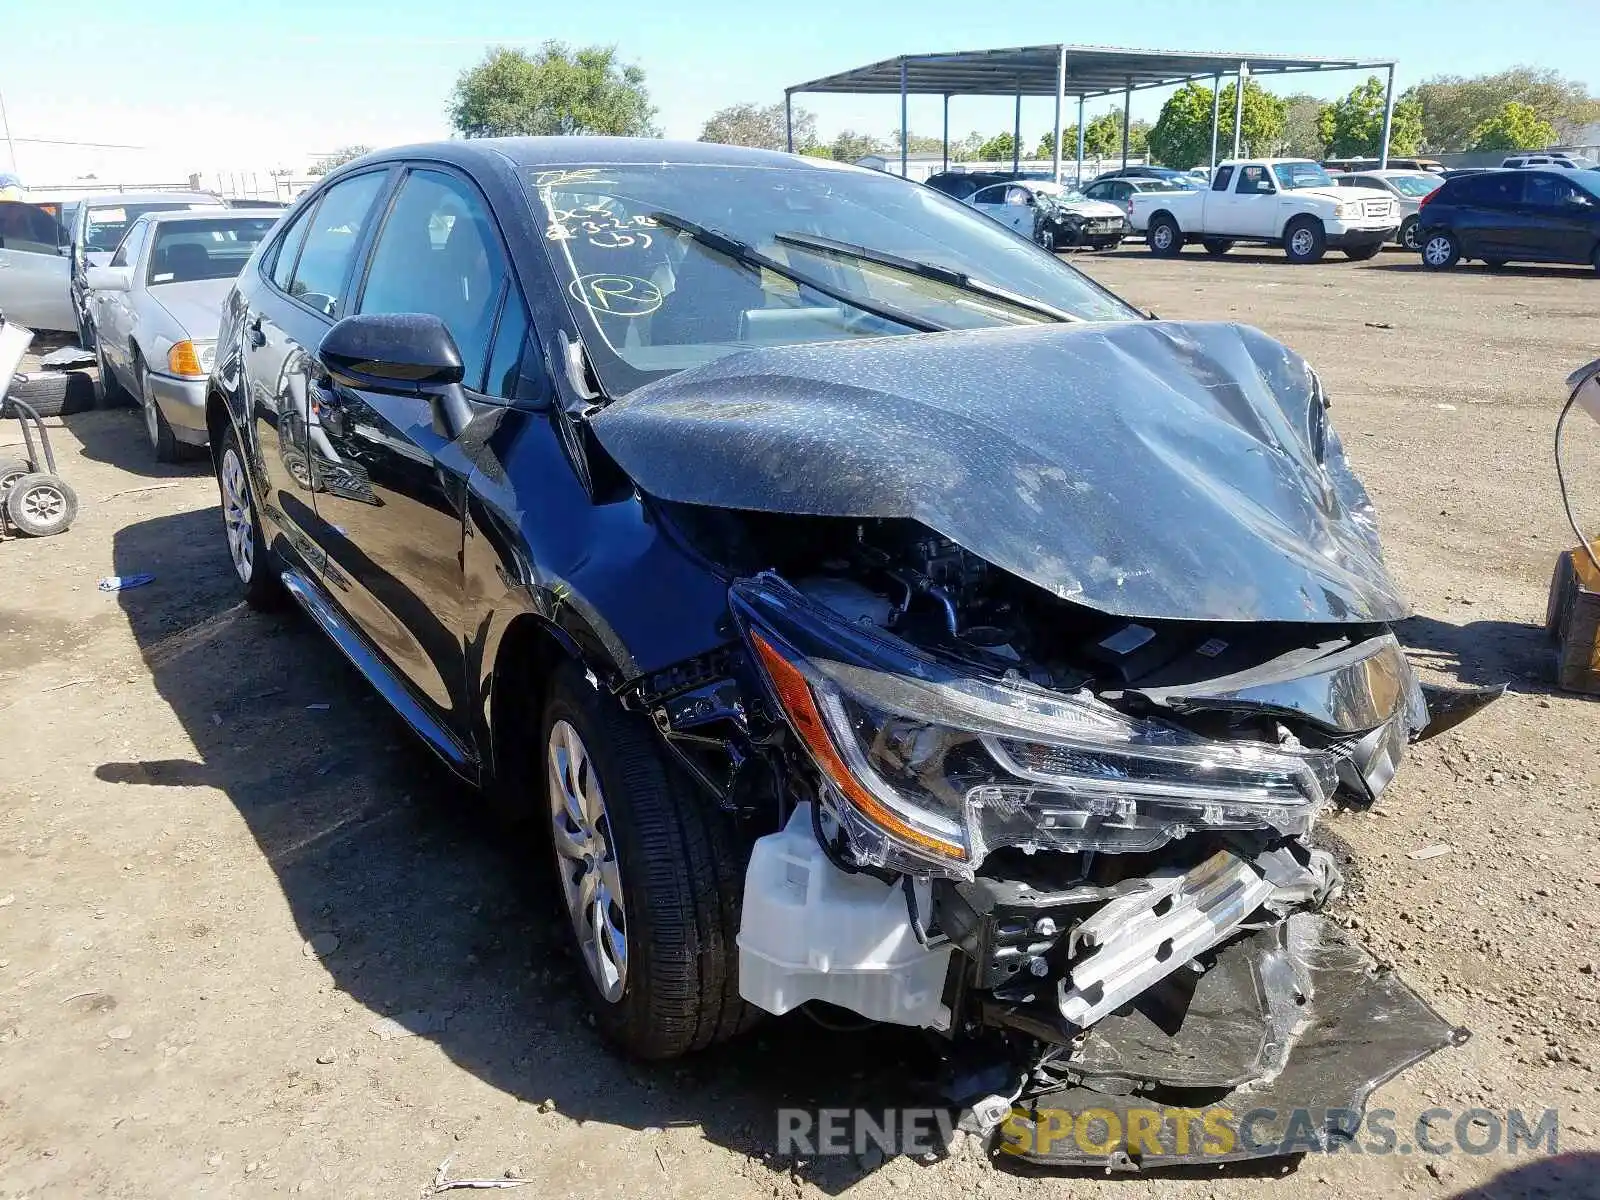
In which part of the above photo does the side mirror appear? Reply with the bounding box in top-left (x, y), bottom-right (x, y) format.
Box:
top-left (317, 312), bottom-right (474, 439)
top-left (317, 312), bottom-right (464, 391)
top-left (85, 266), bottom-right (132, 292)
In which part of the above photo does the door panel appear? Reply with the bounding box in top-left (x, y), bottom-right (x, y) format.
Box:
top-left (243, 170), bottom-right (390, 569)
top-left (1520, 174), bottom-right (1598, 262)
top-left (0, 202), bottom-right (73, 331)
top-left (309, 165), bottom-right (519, 730)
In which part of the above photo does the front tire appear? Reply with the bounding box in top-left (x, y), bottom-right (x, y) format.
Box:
top-left (1147, 215), bottom-right (1182, 257)
top-left (1421, 231), bottom-right (1460, 270)
top-left (1399, 216), bottom-right (1421, 252)
top-left (540, 661), bottom-right (755, 1060)
top-left (1283, 217), bottom-right (1327, 264)
top-left (137, 355), bottom-right (203, 463)
top-left (216, 425), bottom-right (284, 610)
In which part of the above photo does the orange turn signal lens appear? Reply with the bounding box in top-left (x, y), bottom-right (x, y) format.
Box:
top-left (749, 631), bottom-right (968, 862)
top-left (167, 340), bottom-right (204, 377)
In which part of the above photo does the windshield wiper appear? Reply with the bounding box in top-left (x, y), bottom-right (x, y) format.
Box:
top-left (774, 232), bottom-right (1080, 324)
top-left (647, 211), bottom-right (946, 334)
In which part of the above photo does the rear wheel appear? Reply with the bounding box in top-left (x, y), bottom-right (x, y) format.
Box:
top-left (216, 425), bottom-right (284, 610)
top-left (1202, 237), bottom-right (1234, 257)
top-left (1147, 215), bottom-right (1182, 257)
top-left (1283, 217), bottom-right (1327, 264)
top-left (0, 456), bottom-right (34, 499)
top-left (540, 660), bottom-right (756, 1059)
top-left (1420, 231), bottom-right (1459, 270)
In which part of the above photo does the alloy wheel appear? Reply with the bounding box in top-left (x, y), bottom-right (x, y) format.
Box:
top-left (1151, 224), bottom-right (1173, 251)
top-left (1290, 228), bottom-right (1315, 257)
top-left (1402, 221), bottom-right (1421, 251)
top-left (1423, 236), bottom-right (1454, 267)
top-left (220, 446), bottom-right (255, 584)
top-left (19, 482), bottom-right (66, 523)
top-left (547, 719), bottom-right (628, 1003)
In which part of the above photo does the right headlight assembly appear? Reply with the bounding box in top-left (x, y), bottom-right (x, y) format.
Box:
top-left (733, 575), bottom-right (1338, 879)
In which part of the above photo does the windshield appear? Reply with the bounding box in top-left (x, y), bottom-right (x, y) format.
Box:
top-left (525, 162), bottom-right (1140, 395)
top-left (1389, 174), bottom-right (1442, 198)
top-left (146, 217), bottom-right (280, 285)
top-left (84, 202), bottom-right (219, 253)
top-left (1271, 162), bottom-right (1336, 191)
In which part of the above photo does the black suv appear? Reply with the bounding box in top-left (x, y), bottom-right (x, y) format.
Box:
top-left (204, 139), bottom-right (1466, 1156)
top-left (1416, 168), bottom-right (1600, 271)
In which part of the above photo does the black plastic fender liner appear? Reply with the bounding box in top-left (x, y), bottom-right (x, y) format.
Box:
top-left (997, 914), bottom-right (1467, 1168)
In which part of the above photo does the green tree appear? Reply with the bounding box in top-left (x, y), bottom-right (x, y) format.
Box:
top-left (1146, 80), bottom-right (1286, 167)
top-left (1408, 67), bottom-right (1595, 151)
top-left (1316, 76), bottom-right (1423, 157)
top-left (1469, 101), bottom-right (1558, 151)
top-left (976, 132), bottom-right (1016, 161)
top-left (700, 101), bottom-right (817, 151)
top-left (882, 130), bottom-right (947, 155)
top-left (828, 130), bottom-right (885, 161)
top-left (449, 42), bottom-right (657, 138)
top-left (1033, 127), bottom-right (1081, 159)
top-left (1083, 109), bottom-right (1125, 157)
top-left (308, 145), bottom-right (373, 177)
top-left (950, 131), bottom-right (986, 162)
top-left (1280, 95), bottom-right (1327, 158)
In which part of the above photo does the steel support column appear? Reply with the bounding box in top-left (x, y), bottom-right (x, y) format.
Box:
top-left (1053, 45), bottom-right (1066, 185)
top-left (1076, 95), bottom-right (1086, 180)
top-left (1378, 63), bottom-right (1397, 169)
top-left (1232, 63), bottom-right (1248, 158)
top-left (942, 94), bottom-right (949, 173)
top-left (1012, 86), bottom-right (1021, 175)
top-left (1121, 76), bottom-right (1132, 168)
top-left (784, 91), bottom-right (794, 153)
top-left (899, 59), bottom-right (909, 177)
top-left (1209, 73), bottom-right (1222, 171)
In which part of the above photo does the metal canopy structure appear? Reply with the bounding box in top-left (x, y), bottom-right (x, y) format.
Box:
top-left (786, 44), bottom-right (1399, 182)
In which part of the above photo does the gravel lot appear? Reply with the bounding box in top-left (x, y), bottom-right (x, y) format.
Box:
top-left (1, 244), bottom-right (1598, 1200)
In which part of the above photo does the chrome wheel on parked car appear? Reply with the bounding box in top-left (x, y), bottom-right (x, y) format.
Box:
top-left (220, 446), bottom-right (255, 585)
top-left (547, 718), bottom-right (628, 1003)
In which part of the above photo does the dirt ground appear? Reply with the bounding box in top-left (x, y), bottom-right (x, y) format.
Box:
top-left (2, 246), bottom-right (1599, 1200)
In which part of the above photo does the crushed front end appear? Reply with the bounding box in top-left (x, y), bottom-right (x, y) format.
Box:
top-left (712, 556), bottom-right (1465, 1168)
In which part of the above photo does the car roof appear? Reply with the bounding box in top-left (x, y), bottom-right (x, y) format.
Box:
top-left (80, 191), bottom-right (225, 208)
top-left (359, 137), bottom-right (837, 173)
top-left (141, 207), bottom-right (284, 225)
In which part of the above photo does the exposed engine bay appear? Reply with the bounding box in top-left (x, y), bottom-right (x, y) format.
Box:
top-left (637, 507), bottom-right (1484, 1167)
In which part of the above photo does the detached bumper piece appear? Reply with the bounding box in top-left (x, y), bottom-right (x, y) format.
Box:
top-left (999, 913), bottom-right (1466, 1168)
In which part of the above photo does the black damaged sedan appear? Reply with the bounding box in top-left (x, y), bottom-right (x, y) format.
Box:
top-left (205, 138), bottom-right (1486, 1167)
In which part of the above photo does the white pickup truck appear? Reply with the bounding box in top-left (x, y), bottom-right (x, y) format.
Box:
top-left (1132, 159), bottom-right (1401, 263)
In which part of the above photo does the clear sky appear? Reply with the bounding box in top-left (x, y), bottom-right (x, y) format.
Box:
top-left (1, 0), bottom-right (1596, 185)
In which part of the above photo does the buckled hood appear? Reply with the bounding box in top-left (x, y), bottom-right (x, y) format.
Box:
top-left (588, 320), bottom-right (1410, 625)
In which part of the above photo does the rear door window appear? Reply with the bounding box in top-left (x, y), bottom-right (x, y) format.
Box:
top-left (287, 171), bottom-right (387, 317)
top-left (269, 205), bottom-right (315, 292)
top-left (0, 202), bottom-right (67, 256)
top-left (1211, 166), bottom-right (1234, 191)
top-left (1456, 173), bottom-right (1524, 207)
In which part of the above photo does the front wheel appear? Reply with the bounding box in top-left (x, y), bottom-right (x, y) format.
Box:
top-left (1421, 231), bottom-right (1459, 270)
top-left (5, 473), bottom-right (78, 537)
top-left (1399, 216), bottom-right (1421, 251)
top-left (1147, 216), bottom-right (1182, 257)
top-left (1283, 217), bottom-right (1327, 264)
top-left (1344, 242), bottom-right (1384, 261)
top-left (540, 660), bottom-right (756, 1059)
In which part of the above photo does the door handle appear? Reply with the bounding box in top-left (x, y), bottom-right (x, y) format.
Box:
top-left (246, 314), bottom-right (265, 347)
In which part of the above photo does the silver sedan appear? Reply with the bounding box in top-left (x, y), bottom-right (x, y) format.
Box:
top-left (1334, 169), bottom-right (1442, 251)
top-left (85, 209), bottom-right (282, 461)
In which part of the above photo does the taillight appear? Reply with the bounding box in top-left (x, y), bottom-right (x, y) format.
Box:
top-left (1418, 189), bottom-right (1436, 212)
